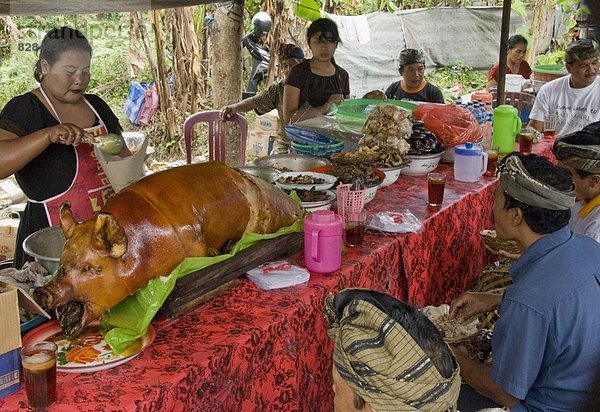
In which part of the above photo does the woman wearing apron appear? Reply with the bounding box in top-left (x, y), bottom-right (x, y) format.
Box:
top-left (0, 27), bottom-right (123, 268)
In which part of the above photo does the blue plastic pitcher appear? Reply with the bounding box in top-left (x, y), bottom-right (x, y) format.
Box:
top-left (492, 105), bottom-right (522, 154)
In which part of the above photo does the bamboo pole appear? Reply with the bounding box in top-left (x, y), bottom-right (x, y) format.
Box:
top-left (497, 0), bottom-right (512, 106)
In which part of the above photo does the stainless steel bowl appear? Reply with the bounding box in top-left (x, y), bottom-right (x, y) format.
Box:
top-left (238, 166), bottom-right (281, 184)
top-left (22, 226), bottom-right (65, 274)
top-left (253, 154), bottom-right (331, 172)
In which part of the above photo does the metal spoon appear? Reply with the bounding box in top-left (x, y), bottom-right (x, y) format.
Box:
top-left (60, 133), bottom-right (125, 155)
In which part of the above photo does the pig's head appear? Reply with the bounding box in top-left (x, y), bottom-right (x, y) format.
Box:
top-left (33, 202), bottom-right (128, 338)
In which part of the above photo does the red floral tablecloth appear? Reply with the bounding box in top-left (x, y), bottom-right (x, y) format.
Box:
top-left (0, 140), bottom-right (555, 412)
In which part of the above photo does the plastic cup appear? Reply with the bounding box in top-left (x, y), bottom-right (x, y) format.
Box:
top-left (544, 114), bottom-right (557, 139)
top-left (484, 146), bottom-right (499, 177)
top-left (518, 130), bottom-right (535, 155)
top-left (21, 341), bottom-right (58, 410)
top-left (427, 172), bottom-right (446, 207)
top-left (344, 209), bottom-right (367, 247)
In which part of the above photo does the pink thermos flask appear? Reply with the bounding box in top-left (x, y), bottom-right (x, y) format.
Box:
top-left (303, 210), bottom-right (343, 274)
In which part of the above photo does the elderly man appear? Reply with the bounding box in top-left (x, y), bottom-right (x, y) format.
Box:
top-left (325, 288), bottom-right (461, 411)
top-left (385, 49), bottom-right (445, 104)
top-left (529, 39), bottom-right (600, 136)
top-left (450, 153), bottom-right (600, 411)
top-left (553, 121), bottom-right (600, 242)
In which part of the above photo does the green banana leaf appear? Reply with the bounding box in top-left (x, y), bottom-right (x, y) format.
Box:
top-left (294, 0), bottom-right (322, 21)
top-left (101, 218), bottom-right (303, 353)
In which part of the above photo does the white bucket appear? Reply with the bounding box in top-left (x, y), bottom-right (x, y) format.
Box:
top-left (95, 132), bottom-right (148, 193)
top-left (505, 74), bottom-right (524, 92)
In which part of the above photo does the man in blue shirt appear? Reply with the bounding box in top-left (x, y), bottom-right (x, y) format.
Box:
top-left (449, 153), bottom-right (600, 411)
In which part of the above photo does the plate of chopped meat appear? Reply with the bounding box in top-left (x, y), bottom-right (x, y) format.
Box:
top-left (421, 304), bottom-right (479, 344)
top-left (275, 172), bottom-right (337, 191)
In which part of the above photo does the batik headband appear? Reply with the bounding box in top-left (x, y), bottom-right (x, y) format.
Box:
top-left (326, 296), bottom-right (461, 411)
top-left (498, 155), bottom-right (575, 210)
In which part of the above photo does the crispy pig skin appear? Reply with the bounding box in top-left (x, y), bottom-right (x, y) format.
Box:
top-left (33, 162), bottom-right (303, 336)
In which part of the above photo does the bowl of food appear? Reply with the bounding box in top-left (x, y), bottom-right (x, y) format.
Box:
top-left (310, 164), bottom-right (384, 204)
top-left (275, 172), bottom-right (337, 191)
top-left (364, 182), bottom-right (382, 204)
top-left (295, 189), bottom-right (336, 212)
top-left (401, 152), bottom-right (444, 176)
top-left (480, 229), bottom-right (522, 255)
top-left (237, 166), bottom-right (281, 184)
top-left (253, 154), bottom-right (331, 172)
top-left (22, 226), bottom-right (65, 274)
top-left (379, 166), bottom-right (403, 187)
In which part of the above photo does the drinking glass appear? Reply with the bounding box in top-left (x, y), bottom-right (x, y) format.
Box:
top-left (483, 146), bottom-right (499, 177)
top-left (344, 209), bottom-right (367, 247)
top-left (427, 172), bottom-right (446, 207)
top-left (518, 130), bottom-right (535, 155)
top-left (544, 114), bottom-right (557, 139)
top-left (21, 341), bottom-right (58, 410)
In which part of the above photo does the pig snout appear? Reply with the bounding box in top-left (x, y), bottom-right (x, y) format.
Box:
top-left (33, 281), bottom-right (73, 310)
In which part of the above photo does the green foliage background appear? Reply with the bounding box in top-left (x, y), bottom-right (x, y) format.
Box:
top-left (1, 14), bottom-right (136, 129)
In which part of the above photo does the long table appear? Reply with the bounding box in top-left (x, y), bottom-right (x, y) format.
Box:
top-left (0, 139), bottom-right (555, 412)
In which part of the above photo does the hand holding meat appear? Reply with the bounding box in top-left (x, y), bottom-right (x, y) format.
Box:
top-left (33, 162), bottom-right (303, 338)
top-left (449, 291), bottom-right (502, 321)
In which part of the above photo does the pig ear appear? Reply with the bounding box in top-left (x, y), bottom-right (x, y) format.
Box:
top-left (60, 202), bottom-right (78, 238)
top-left (92, 213), bottom-right (127, 258)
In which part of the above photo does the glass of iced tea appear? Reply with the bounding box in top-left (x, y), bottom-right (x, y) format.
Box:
top-left (21, 341), bottom-right (58, 410)
top-left (544, 114), bottom-right (557, 139)
top-left (427, 172), bottom-right (446, 207)
top-left (484, 146), bottom-right (499, 177)
top-left (344, 209), bottom-right (367, 247)
top-left (518, 130), bottom-right (535, 155)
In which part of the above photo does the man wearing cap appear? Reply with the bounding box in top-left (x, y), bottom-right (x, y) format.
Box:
top-left (385, 48), bottom-right (445, 104)
top-left (326, 288), bottom-right (461, 411)
top-left (553, 121), bottom-right (600, 242)
top-left (529, 39), bottom-right (600, 136)
top-left (449, 153), bottom-right (600, 411)
top-left (221, 43), bottom-right (305, 154)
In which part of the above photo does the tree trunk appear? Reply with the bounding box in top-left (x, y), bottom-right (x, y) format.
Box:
top-left (211, 0), bottom-right (244, 166)
top-left (527, 0), bottom-right (555, 65)
top-left (152, 10), bottom-right (177, 142)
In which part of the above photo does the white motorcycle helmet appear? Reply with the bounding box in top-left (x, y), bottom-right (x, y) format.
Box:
top-left (252, 12), bottom-right (272, 38)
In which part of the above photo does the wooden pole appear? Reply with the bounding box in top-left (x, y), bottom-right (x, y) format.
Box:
top-left (497, 0), bottom-right (512, 106)
top-left (211, 0), bottom-right (244, 166)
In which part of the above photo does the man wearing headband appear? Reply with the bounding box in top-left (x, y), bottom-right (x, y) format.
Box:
top-left (449, 153), bottom-right (600, 411)
top-left (553, 121), bottom-right (600, 242)
top-left (326, 288), bottom-right (461, 411)
top-left (221, 43), bottom-right (305, 154)
top-left (385, 48), bottom-right (445, 104)
top-left (529, 39), bottom-right (600, 136)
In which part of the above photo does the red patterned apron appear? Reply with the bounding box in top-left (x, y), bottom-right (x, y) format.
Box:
top-left (29, 88), bottom-right (115, 226)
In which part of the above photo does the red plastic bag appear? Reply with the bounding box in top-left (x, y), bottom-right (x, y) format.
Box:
top-left (413, 104), bottom-right (481, 147)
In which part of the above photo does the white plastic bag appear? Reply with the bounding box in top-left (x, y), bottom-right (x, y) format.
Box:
top-left (246, 260), bottom-right (310, 290)
top-left (367, 209), bottom-right (422, 233)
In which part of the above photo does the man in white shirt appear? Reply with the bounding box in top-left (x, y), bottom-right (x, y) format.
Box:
top-left (529, 39), bottom-right (600, 136)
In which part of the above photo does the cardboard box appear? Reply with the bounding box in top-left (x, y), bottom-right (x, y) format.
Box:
top-left (0, 219), bottom-right (19, 262)
top-left (254, 109), bottom-right (280, 135)
top-left (0, 283), bottom-right (51, 399)
top-left (247, 132), bottom-right (275, 158)
top-left (0, 286), bottom-right (21, 399)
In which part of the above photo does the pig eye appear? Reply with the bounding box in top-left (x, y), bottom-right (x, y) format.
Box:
top-left (81, 265), bottom-right (102, 275)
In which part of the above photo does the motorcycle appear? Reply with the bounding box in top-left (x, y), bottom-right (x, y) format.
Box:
top-left (242, 12), bottom-right (272, 99)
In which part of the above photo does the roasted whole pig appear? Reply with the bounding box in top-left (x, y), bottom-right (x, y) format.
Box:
top-left (33, 162), bottom-right (303, 337)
